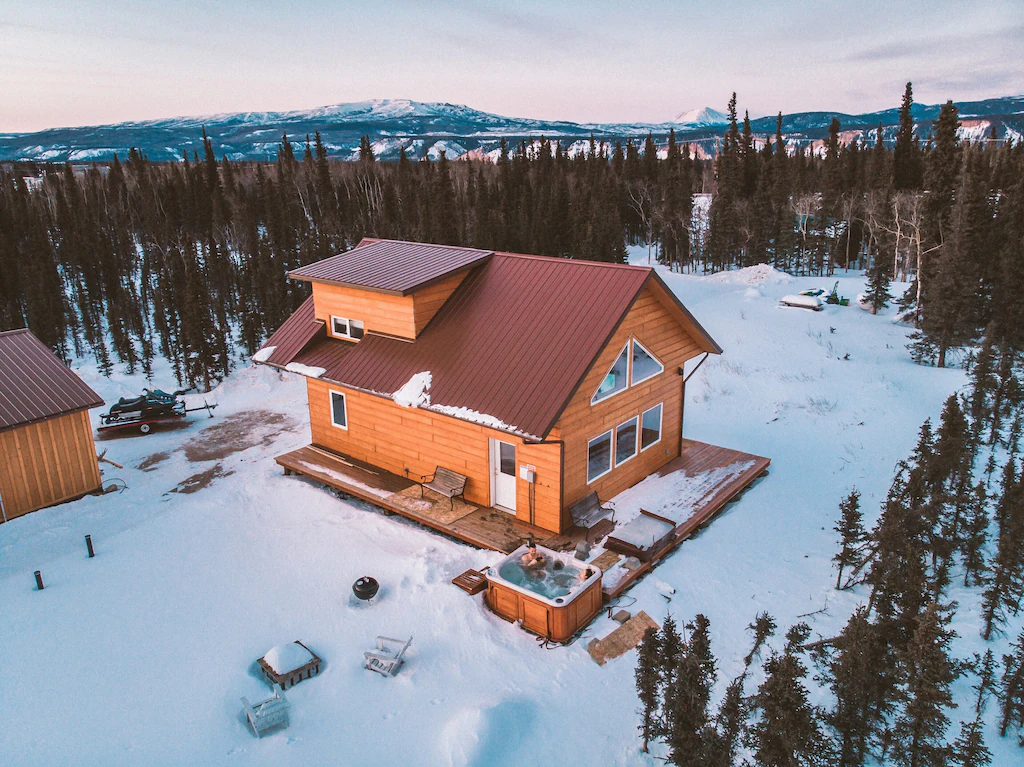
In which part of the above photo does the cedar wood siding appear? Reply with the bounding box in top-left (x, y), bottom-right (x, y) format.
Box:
top-left (412, 272), bottom-right (468, 335)
top-left (555, 285), bottom-right (705, 508)
top-left (0, 410), bottom-right (102, 520)
top-left (313, 272), bottom-right (468, 342)
top-left (305, 378), bottom-right (563, 532)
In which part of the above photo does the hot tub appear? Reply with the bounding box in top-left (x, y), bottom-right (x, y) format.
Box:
top-left (486, 544), bottom-right (603, 643)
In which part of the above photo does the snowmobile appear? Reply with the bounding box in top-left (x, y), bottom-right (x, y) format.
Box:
top-left (98, 388), bottom-right (217, 434)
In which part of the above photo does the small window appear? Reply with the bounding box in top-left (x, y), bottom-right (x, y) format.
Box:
top-left (631, 339), bottom-right (664, 385)
top-left (330, 390), bottom-right (348, 429)
top-left (587, 430), bottom-right (613, 483)
top-left (592, 343), bottom-right (629, 404)
top-left (499, 442), bottom-right (515, 476)
top-left (641, 403), bottom-right (663, 451)
top-left (331, 316), bottom-right (364, 340)
top-left (615, 417), bottom-right (638, 466)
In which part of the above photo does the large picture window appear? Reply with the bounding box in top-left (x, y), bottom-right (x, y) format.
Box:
top-left (631, 339), bottom-right (664, 385)
top-left (330, 390), bottom-right (348, 429)
top-left (331, 316), bottom-right (365, 340)
top-left (615, 417), bottom-right (638, 466)
top-left (592, 343), bottom-right (629, 404)
top-left (641, 403), bottom-right (663, 451)
top-left (587, 430), bottom-right (613, 482)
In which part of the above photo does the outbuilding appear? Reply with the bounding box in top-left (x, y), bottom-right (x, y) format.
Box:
top-left (0, 329), bottom-right (104, 522)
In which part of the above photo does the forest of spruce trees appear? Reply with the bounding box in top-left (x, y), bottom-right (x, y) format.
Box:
top-left (1, 83), bottom-right (1022, 388)
top-left (635, 349), bottom-right (1024, 765)
top-left (634, 288), bottom-right (1024, 765)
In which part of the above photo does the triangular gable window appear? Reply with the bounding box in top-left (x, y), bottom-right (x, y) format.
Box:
top-left (592, 343), bottom-right (629, 404)
top-left (631, 339), bottom-right (664, 385)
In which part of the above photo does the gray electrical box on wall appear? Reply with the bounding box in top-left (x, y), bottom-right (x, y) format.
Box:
top-left (519, 465), bottom-right (536, 483)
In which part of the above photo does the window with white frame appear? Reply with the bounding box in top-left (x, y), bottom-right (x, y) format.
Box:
top-left (329, 390), bottom-right (348, 429)
top-left (591, 337), bottom-right (665, 404)
top-left (641, 403), bottom-right (663, 451)
top-left (592, 343), bottom-right (629, 404)
top-left (331, 316), bottom-right (365, 340)
top-left (615, 416), bottom-right (638, 466)
top-left (631, 339), bottom-right (664, 385)
top-left (587, 430), bottom-right (613, 482)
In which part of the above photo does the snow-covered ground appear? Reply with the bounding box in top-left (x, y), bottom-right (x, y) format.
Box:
top-left (1, 249), bottom-right (1019, 765)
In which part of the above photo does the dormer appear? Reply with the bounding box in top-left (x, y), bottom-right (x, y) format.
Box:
top-left (289, 239), bottom-right (493, 341)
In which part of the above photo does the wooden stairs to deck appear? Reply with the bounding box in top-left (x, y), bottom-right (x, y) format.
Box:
top-left (451, 569), bottom-right (488, 595)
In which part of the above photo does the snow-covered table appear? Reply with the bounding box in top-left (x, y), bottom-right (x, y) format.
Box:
top-left (257, 641), bottom-right (323, 690)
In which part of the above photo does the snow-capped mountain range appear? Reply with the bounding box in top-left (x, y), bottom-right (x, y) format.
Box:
top-left (1, 95), bottom-right (1022, 163)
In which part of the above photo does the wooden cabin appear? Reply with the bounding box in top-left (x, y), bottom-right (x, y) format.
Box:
top-left (256, 239), bottom-right (721, 536)
top-left (0, 329), bottom-right (104, 522)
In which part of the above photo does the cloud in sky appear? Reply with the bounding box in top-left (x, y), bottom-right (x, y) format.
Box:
top-left (1, 0), bottom-right (1022, 132)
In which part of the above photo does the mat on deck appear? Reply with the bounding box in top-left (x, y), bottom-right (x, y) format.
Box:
top-left (587, 610), bottom-right (660, 666)
top-left (390, 485), bottom-right (477, 524)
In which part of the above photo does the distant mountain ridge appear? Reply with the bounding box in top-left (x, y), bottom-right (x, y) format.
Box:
top-left (2, 95), bottom-right (1022, 164)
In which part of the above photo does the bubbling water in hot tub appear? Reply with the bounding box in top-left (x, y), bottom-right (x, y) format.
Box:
top-left (497, 555), bottom-right (586, 600)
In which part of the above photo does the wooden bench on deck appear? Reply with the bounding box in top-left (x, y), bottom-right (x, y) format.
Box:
top-left (420, 466), bottom-right (468, 511)
top-left (567, 491), bottom-right (616, 542)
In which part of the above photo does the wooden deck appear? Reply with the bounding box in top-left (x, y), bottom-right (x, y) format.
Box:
top-left (274, 439), bottom-right (769, 573)
top-left (601, 438), bottom-right (771, 601)
top-left (275, 445), bottom-right (552, 553)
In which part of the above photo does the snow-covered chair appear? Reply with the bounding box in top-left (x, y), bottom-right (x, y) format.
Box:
top-left (241, 689), bottom-right (289, 737)
top-left (363, 636), bottom-right (412, 677)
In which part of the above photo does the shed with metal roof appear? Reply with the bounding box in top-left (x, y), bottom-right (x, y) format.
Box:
top-left (0, 329), bottom-right (105, 521)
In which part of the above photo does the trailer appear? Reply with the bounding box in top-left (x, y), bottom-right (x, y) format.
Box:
top-left (98, 388), bottom-right (217, 435)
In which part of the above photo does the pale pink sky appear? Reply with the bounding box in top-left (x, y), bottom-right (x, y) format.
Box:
top-left (2, 0), bottom-right (1022, 133)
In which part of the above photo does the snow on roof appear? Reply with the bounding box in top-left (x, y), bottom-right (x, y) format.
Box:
top-left (284, 362), bottom-right (327, 378)
top-left (251, 346), bottom-right (276, 363)
top-left (392, 371), bottom-right (432, 409)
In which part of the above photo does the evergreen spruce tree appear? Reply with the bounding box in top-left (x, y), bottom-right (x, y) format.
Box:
top-left (924, 101), bottom-right (962, 246)
top-left (893, 82), bottom-right (924, 190)
top-left (960, 483), bottom-right (989, 587)
top-left (358, 134), bottom-right (375, 163)
top-left (972, 649), bottom-right (997, 717)
top-left (834, 488), bottom-right (868, 589)
top-left (747, 623), bottom-right (830, 766)
top-left (658, 615), bottom-right (685, 739)
top-left (999, 629), bottom-right (1024, 741)
top-left (824, 607), bottom-right (896, 767)
top-left (949, 717), bottom-right (991, 767)
top-left (665, 615), bottom-right (716, 766)
top-left (891, 601), bottom-right (959, 767)
top-left (980, 459), bottom-right (1024, 639)
top-left (864, 250), bottom-right (893, 314)
top-left (968, 335), bottom-right (998, 441)
top-left (635, 626), bottom-right (662, 753)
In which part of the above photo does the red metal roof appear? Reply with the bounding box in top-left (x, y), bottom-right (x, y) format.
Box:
top-left (257, 246), bottom-right (722, 440)
top-left (0, 329), bottom-right (104, 433)
top-left (288, 239), bottom-right (493, 295)
top-left (259, 295), bottom-right (325, 368)
top-left (299, 254), bottom-right (653, 439)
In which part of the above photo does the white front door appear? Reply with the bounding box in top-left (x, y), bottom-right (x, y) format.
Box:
top-left (490, 439), bottom-right (517, 512)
